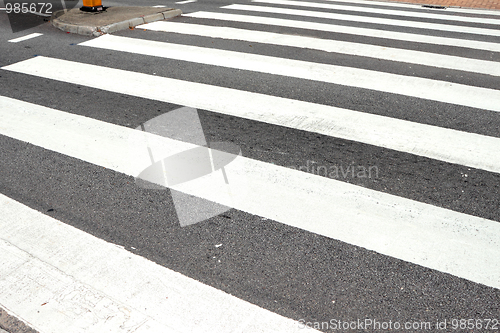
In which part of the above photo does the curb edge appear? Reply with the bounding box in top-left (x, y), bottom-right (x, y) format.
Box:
top-left (51, 8), bottom-right (183, 36)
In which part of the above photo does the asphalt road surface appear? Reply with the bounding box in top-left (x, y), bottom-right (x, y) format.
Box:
top-left (0, 0), bottom-right (499, 332)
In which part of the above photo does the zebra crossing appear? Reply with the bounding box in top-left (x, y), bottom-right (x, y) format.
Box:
top-left (1, 0), bottom-right (499, 331)
top-left (181, 11), bottom-right (500, 50)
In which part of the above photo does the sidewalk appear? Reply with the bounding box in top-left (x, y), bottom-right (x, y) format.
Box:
top-left (51, 6), bottom-right (182, 36)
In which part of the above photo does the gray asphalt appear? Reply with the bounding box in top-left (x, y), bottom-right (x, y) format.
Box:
top-left (0, 0), bottom-right (499, 332)
top-left (0, 308), bottom-right (36, 333)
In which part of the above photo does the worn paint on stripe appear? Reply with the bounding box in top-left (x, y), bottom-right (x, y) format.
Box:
top-left (0, 193), bottom-right (310, 333)
top-left (0, 96), bottom-right (499, 290)
top-left (139, 21), bottom-right (500, 76)
top-left (184, 12), bottom-right (500, 52)
top-left (252, 0), bottom-right (500, 25)
top-left (79, 34), bottom-right (500, 112)
top-left (223, 4), bottom-right (500, 37)
top-left (8, 33), bottom-right (43, 43)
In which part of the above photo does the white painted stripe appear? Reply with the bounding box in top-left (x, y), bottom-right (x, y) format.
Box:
top-left (0, 96), bottom-right (499, 290)
top-left (0, 193), bottom-right (311, 333)
top-left (252, 0), bottom-right (500, 25)
top-left (176, 0), bottom-right (197, 4)
top-left (79, 34), bottom-right (500, 113)
top-left (7, 33), bottom-right (43, 43)
top-left (184, 12), bottom-right (500, 52)
top-left (3, 56), bottom-right (500, 175)
top-left (223, 4), bottom-right (500, 37)
top-left (445, 6), bottom-right (500, 16)
top-left (152, 4), bottom-right (167, 7)
top-left (324, 0), bottom-right (500, 16)
top-left (139, 21), bottom-right (500, 76)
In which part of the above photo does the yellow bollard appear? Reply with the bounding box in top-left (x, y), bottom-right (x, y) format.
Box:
top-left (81, 0), bottom-right (104, 12)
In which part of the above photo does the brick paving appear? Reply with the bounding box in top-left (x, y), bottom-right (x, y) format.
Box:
top-left (372, 0), bottom-right (500, 10)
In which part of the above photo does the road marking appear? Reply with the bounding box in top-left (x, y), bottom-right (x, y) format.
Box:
top-left (184, 12), bottom-right (500, 52)
top-left (152, 4), bottom-right (167, 7)
top-left (252, 0), bottom-right (500, 25)
top-left (223, 4), bottom-right (500, 37)
top-left (444, 6), bottom-right (500, 16)
top-left (8, 33), bottom-right (43, 43)
top-left (80, 34), bottom-right (500, 113)
top-left (0, 95), bottom-right (499, 290)
top-left (3, 56), bottom-right (500, 175)
top-left (323, 0), bottom-right (500, 16)
top-left (0, 193), bottom-right (310, 333)
top-left (140, 21), bottom-right (500, 77)
top-left (176, 0), bottom-right (197, 4)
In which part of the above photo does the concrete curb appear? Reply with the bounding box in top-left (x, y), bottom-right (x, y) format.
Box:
top-left (51, 8), bottom-right (182, 36)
